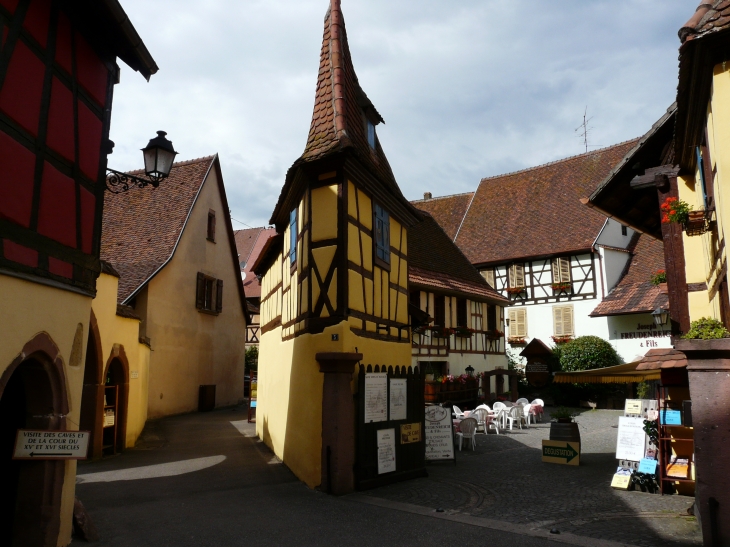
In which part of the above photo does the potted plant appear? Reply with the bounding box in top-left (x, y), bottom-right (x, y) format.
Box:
top-left (442, 374), bottom-right (455, 391)
top-left (508, 336), bottom-right (527, 345)
top-left (424, 373), bottom-right (442, 402)
top-left (431, 326), bottom-right (454, 338)
top-left (551, 281), bottom-right (572, 292)
top-left (506, 286), bottom-right (526, 298)
top-left (650, 269), bottom-right (666, 285)
top-left (551, 335), bottom-right (573, 344)
top-left (453, 326), bottom-right (475, 338)
top-left (423, 362), bottom-right (436, 382)
top-left (682, 317), bottom-right (730, 339)
top-left (549, 407), bottom-right (581, 445)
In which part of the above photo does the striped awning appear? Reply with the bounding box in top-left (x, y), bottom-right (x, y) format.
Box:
top-left (553, 362), bottom-right (661, 384)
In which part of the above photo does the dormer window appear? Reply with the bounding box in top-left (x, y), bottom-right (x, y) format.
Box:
top-left (367, 119), bottom-right (376, 149)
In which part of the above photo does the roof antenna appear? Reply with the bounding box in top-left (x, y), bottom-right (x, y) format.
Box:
top-left (575, 106), bottom-right (594, 153)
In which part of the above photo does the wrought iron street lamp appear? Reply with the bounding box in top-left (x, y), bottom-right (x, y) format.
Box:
top-left (106, 131), bottom-right (178, 193)
top-left (651, 307), bottom-right (670, 327)
top-left (465, 365), bottom-right (475, 377)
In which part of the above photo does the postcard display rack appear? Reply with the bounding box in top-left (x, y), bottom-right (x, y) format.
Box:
top-left (656, 386), bottom-right (694, 494)
top-left (612, 399), bottom-right (659, 490)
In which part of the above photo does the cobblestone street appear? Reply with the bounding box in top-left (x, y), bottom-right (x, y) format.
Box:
top-left (363, 408), bottom-right (701, 547)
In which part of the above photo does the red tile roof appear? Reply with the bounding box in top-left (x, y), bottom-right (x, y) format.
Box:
top-left (410, 192), bottom-right (473, 241)
top-left (680, 0), bottom-right (730, 43)
top-left (235, 227), bottom-right (276, 300)
top-left (636, 348), bottom-right (687, 371)
top-left (591, 234), bottom-right (668, 317)
top-left (408, 213), bottom-right (507, 304)
top-left (269, 0), bottom-right (412, 226)
top-left (453, 140), bottom-right (638, 266)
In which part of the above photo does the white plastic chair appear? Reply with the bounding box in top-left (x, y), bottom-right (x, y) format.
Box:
top-left (530, 398), bottom-right (545, 422)
top-left (505, 405), bottom-right (524, 430)
top-left (470, 408), bottom-right (488, 433)
top-left (492, 402), bottom-right (507, 428)
top-left (456, 417), bottom-right (478, 451)
top-left (522, 403), bottom-right (533, 427)
top-left (453, 405), bottom-right (465, 419)
top-left (516, 398), bottom-right (529, 406)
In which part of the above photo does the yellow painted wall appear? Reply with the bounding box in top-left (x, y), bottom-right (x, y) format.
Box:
top-left (91, 272), bottom-right (150, 447)
top-left (140, 166), bottom-right (247, 418)
top-left (256, 315), bottom-right (411, 488)
top-left (0, 273), bottom-right (92, 546)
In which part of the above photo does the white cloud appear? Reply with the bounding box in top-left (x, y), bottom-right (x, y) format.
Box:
top-left (109, 0), bottom-right (691, 227)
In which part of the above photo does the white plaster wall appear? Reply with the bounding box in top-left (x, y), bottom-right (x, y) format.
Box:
top-left (606, 313), bottom-right (672, 362)
top-left (602, 248), bottom-right (631, 293)
top-left (595, 218), bottom-right (635, 249)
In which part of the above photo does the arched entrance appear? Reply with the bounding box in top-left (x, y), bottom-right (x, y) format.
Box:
top-left (0, 333), bottom-right (68, 547)
top-left (79, 311), bottom-right (104, 459)
top-left (102, 349), bottom-right (129, 455)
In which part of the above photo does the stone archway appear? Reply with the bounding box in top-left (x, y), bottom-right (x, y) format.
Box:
top-left (102, 345), bottom-right (130, 454)
top-left (0, 332), bottom-right (68, 547)
top-left (79, 310), bottom-right (104, 459)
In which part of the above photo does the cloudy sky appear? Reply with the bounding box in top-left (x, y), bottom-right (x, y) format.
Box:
top-left (109, 0), bottom-right (693, 230)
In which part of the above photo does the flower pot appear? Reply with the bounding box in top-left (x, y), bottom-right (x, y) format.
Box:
top-left (658, 282), bottom-right (668, 295)
top-left (425, 374), bottom-right (434, 382)
top-left (424, 381), bottom-right (441, 403)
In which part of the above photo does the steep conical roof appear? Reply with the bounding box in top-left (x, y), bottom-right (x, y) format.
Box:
top-left (270, 0), bottom-right (408, 225)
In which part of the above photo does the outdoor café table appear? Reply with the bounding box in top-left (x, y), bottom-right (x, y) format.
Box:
top-left (530, 404), bottom-right (544, 421)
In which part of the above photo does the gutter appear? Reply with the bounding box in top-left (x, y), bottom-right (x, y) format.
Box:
top-left (102, 0), bottom-right (159, 79)
top-left (122, 156), bottom-right (217, 305)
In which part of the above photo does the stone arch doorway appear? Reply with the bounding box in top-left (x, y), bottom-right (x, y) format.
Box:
top-left (0, 333), bottom-right (68, 547)
top-left (101, 348), bottom-right (129, 454)
top-left (79, 310), bottom-right (104, 458)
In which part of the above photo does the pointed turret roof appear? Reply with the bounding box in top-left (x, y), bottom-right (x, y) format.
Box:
top-left (270, 0), bottom-right (411, 226)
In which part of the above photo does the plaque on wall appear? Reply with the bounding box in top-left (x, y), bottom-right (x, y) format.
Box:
top-left (525, 358), bottom-right (550, 387)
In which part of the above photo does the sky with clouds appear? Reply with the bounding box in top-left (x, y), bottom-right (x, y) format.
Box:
top-left (109, 0), bottom-right (694, 230)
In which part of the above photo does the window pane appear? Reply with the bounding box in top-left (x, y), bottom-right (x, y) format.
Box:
top-left (290, 208), bottom-right (297, 264)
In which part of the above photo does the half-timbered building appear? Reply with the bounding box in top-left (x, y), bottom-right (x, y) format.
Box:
top-left (415, 140), bottom-right (671, 361)
top-left (0, 1), bottom-right (155, 544)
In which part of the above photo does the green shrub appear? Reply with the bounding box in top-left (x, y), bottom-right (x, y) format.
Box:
top-left (245, 345), bottom-right (259, 372)
top-left (559, 335), bottom-right (621, 372)
top-left (682, 317), bottom-right (730, 340)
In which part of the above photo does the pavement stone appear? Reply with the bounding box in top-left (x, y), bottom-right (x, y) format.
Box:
top-left (362, 408), bottom-right (701, 547)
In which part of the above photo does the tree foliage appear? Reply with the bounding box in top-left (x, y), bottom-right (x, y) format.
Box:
top-left (559, 335), bottom-right (621, 372)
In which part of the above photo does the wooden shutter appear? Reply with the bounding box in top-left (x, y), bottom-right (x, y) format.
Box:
top-left (509, 308), bottom-right (526, 337)
top-left (551, 259), bottom-right (560, 283)
top-left (553, 306), bottom-right (574, 336)
top-left (560, 257), bottom-right (571, 282)
top-left (216, 279), bottom-right (223, 313)
top-left (481, 269), bottom-right (495, 287)
top-left (196, 272), bottom-right (205, 309)
top-left (510, 264), bottom-right (525, 287)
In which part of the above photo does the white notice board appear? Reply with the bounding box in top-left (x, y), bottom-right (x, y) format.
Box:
top-left (615, 416), bottom-right (646, 461)
top-left (13, 430), bottom-right (90, 460)
top-left (364, 373), bottom-right (387, 423)
top-left (377, 428), bottom-right (396, 474)
top-left (424, 406), bottom-right (455, 461)
top-left (389, 378), bottom-right (407, 421)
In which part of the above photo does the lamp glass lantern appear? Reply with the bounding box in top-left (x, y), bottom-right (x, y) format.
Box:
top-left (465, 365), bottom-right (475, 377)
top-left (651, 307), bottom-right (669, 327)
top-left (142, 131), bottom-right (178, 185)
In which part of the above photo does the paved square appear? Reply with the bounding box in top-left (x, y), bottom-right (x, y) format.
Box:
top-left (363, 408), bottom-right (701, 547)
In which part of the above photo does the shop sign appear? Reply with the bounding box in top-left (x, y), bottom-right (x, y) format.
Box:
top-left (424, 406), bottom-right (455, 461)
top-left (541, 440), bottom-right (580, 465)
top-left (400, 423), bottom-right (421, 444)
top-left (376, 428), bottom-right (396, 474)
top-left (610, 470), bottom-right (632, 489)
top-left (13, 430), bottom-right (89, 460)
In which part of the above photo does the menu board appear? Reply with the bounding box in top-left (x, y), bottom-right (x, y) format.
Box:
top-left (389, 379), bottom-right (407, 421)
top-left (424, 406), bottom-right (455, 461)
top-left (615, 416), bottom-right (646, 461)
top-left (364, 373), bottom-right (387, 423)
top-left (377, 428), bottom-right (396, 474)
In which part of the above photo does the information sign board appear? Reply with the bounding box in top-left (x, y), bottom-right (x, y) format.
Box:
top-left (624, 399), bottom-right (643, 415)
top-left (615, 417), bottom-right (646, 461)
top-left (400, 423), bottom-right (421, 444)
top-left (638, 458), bottom-right (658, 474)
top-left (660, 410), bottom-right (682, 425)
top-left (13, 430), bottom-right (89, 460)
top-left (611, 473), bottom-right (632, 489)
top-left (389, 378), bottom-right (407, 421)
top-left (541, 440), bottom-right (580, 465)
top-left (376, 428), bottom-right (396, 474)
top-left (364, 373), bottom-right (387, 423)
top-left (424, 406), bottom-right (455, 461)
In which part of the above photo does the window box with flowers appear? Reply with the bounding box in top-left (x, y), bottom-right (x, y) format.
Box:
top-left (431, 326), bottom-right (454, 338)
top-left (551, 282), bottom-right (572, 293)
top-left (551, 335), bottom-right (573, 344)
top-left (508, 336), bottom-right (527, 345)
top-left (506, 286), bottom-right (526, 296)
top-left (441, 374), bottom-right (456, 391)
top-left (453, 326), bottom-right (476, 338)
top-left (486, 329), bottom-right (504, 340)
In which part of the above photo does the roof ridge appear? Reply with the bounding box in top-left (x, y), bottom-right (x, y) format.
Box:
top-left (478, 138), bottom-right (641, 184)
top-left (125, 154), bottom-right (216, 176)
top-left (411, 191), bottom-right (474, 203)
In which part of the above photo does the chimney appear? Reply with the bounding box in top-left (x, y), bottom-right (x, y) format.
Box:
top-left (423, 192), bottom-right (432, 200)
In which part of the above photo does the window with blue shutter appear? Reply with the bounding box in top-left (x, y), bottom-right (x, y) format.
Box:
top-left (289, 208), bottom-right (297, 265)
top-left (374, 204), bottom-right (390, 266)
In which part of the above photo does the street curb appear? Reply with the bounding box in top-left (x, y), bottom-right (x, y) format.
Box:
top-left (346, 493), bottom-right (643, 547)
